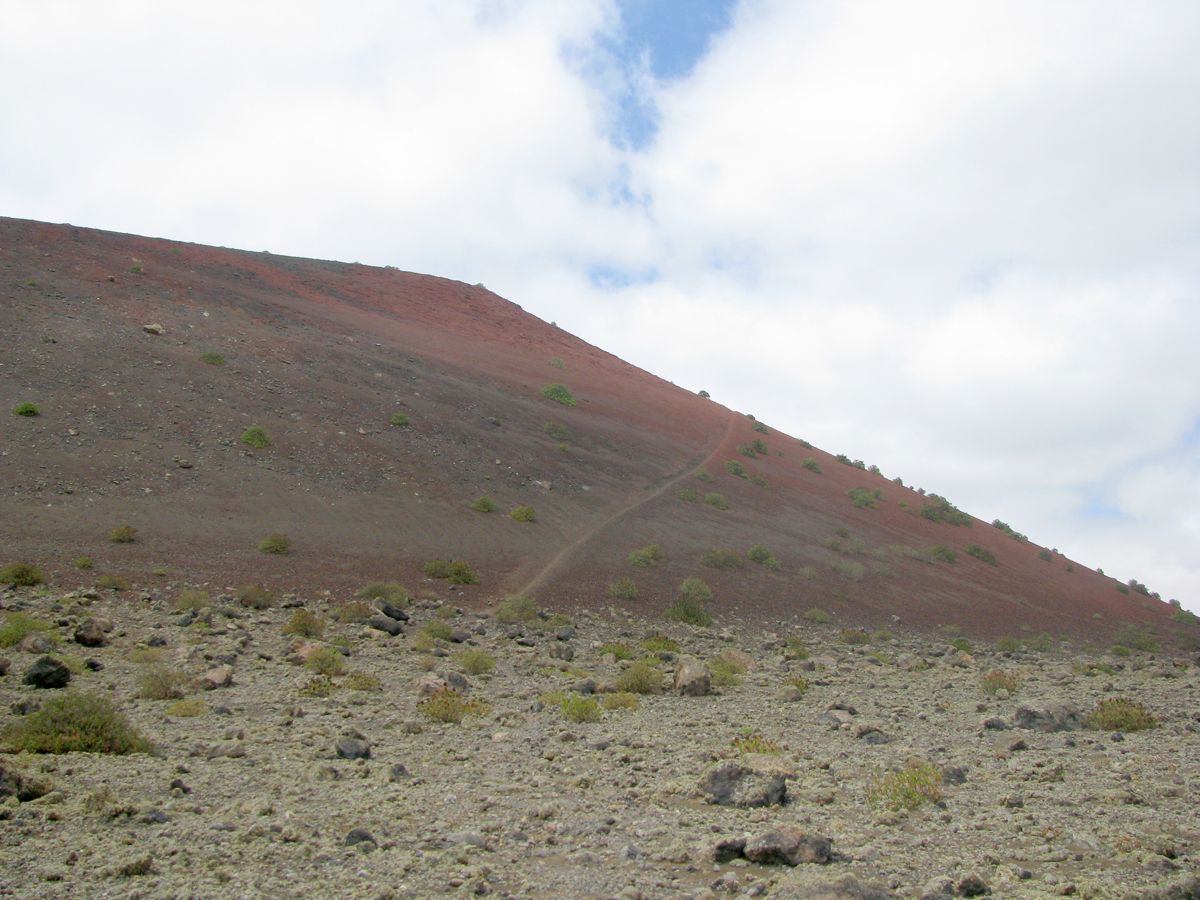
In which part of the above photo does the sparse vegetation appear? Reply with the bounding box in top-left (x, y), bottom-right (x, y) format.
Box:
top-left (695, 469), bottom-right (714, 482)
top-left (138, 667), bottom-right (190, 700)
top-left (703, 492), bottom-right (729, 510)
top-left (724, 460), bottom-right (748, 478)
top-left (731, 730), bottom-right (783, 754)
top-left (3, 692), bottom-right (153, 754)
top-left (423, 559), bottom-right (478, 584)
top-left (305, 647), bottom-right (347, 677)
top-left (13, 401), bottom-right (40, 417)
top-left (548, 356), bottom-right (564, 369)
top-left (0, 562), bottom-right (44, 587)
top-left (166, 699), bottom-right (207, 717)
top-left (641, 633), bottom-right (678, 653)
top-left (964, 544), bottom-right (997, 566)
top-left (0, 612), bottom-right (53, 648)
top-left (240, 426), bottom-right (272, 449)
top-left (1088, 698), bottom-right (1157, 732)
top-left (201, 351), bottom-right (226, 366)
top-left (599, 642), bottom-right (635, 661)
top-left (495, 596), bottom-right (539, 625)
top-left (544, 421), bottom-right (570, 441)
top-left (345, 672), bottom-right (382, 692)
top-left (992, 519), bottom-right (1027, 541)
top-left (804, 608), bottom-right (833, 625)
top-left (919, 494), bottom-right (972, 526)
top-left (471, 495), bottom-right (497, 512)
top-left (540, 383), bottom-right (577, 406)
top-left (847, 487), bottom-right (882, 509)
top-left (110, 525), bottom-right (138, 544)
top-left (980, 669), bottom-right (1022, 695)
top-left (675, 487), bottom-right (699, 502)
top-left (510, 505), bottom-right (537, 523)
top-left (1112, 624), bottom-right (1158, 653)
top-left (237, 584), bottom-right (275, 610)
top-left (418, 688), bottom-right (489, 723)
top-left (710, 656), bottom-right (745, 687)
top-left (628, 543), bottom-right (666, 567)
top-left (560, 694), bottom-right (602, 723)
top-left (839, 628), bottom-right (870, 645)
top-left (389, 413), bottom-right (410, 427)
top-left (801, 458), bottom-right (822, 473)
top-left (258, 533), bottom-right (291, 555)
top-left (747, 544), bottom-right (779, 569)
top-left (668, 578), bottom-right (713, 626)
top-left (73, 556), bottom-right (94, 570)
top-left (928, 545), bottom-right (957, 563)
top-left (866, 761), bottom-right (944, 811)
top-left (615, 659), bottom-right (663, 694)
top-left (356, 581), bottom-right (409, 605)
top-left (284, 609), bottom-right (326, 638)
top-left (602, 692), bottom-right (640, 711)
top-left (456, 649), bottom-right (496, 675)
top-left (700, 548), bottom-right (744, 569)
top-left (95, 574), bottom-right (129, 592)
top-left (608, 577), bottom-right (638, 600)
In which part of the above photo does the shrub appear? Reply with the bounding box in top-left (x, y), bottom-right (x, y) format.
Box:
top-left (602, 692), bottom-right (640, 710)
top-left (3, 692), bottom-right (153, 754)
top-left (418, 688), bottom-right (489, 723)
top-left (738, 443), bottom-right (758, 458)
top-left (495, 596), bottom-right (539, 624)
top-left (201, 351), bottom-right (225, 366)
top-left (345, 672), bottom-right (382, 692)
top-left (599, 642), bottom-right (635, 661)
top-left (866, 761), bottom-right (943, 811)
top-left (240, 426), bottom-right (272, 449)
top-left (608, 577), bottom-right (638, 600)
top-left (751, 421), bottom-right (768, 434)
top-left (847, 487), bottom-right (882, 509)
top-left (836, 453), bottom-right (852, 465)
top-left (747, 544), bottom-right (779, 569)
top-left (710, 656), bottom-right (744, 687)
top-left (305, 647), bottom-right (346, 676)
top-left (166, 699), bottom-right (207, 717)
top-left (138, 667), bottom-right (190, 700)
top-left (724, 460), bottom-right (748, 478)
top-left (540, 383), bottom-right (576, 406)
top-left (964, 545), bottom-right (997, 566)
top-left (423, 559), bottom-right (478, 584)
top-left (258, 533), bottom-right (291, 555)
top-left (0, 562), bottom-right (44, 587)
top-left (732, 731), bottom-right (783, 754)
top-left (284, 609), bottom-right (326, 638)
top-left (456, 649), bottom-right (496, 675)
top-left (827, 557), bottom-right (866, 580)
top-left (549, 356), bottom-right (565, 369)
top-left (675, 487), bottom-right (699, 503)
top-left (95, 574), bottom-right (129, 592)
top-left (980, 669), bottom-right (1022, 694)
top-left (628, 543), bottom-right (666, 567)
top-left (839, 628), bottom-right (870, 645)
top-left (668, 578), bottom-right (713, 626)
top-left (543, 421), bottom-right (570, 441)
top-left (695, 469), bottom-right (714, 482)
top-left (1022, 632), bottom-right (1055, 653)
top-left (641, 633), bottom-right (678, 653)
top-left (948, 637), bottom-right (973, 654)
top-left (72, 556), bottom-right (94, 570)
top-left (1088, 698), bottom-right (1157, 732)
top-left (299, 675), bottom-right (336, 697)
top-left (801, 458), bottom-right (822, 473)
top-left (13, 402), bottom-right (40, 417)
top-left (701, 548), bottom-right (744, 569)
top-left (421, 621), bottom-right (454, 642)
top-left (471, 495), bottom-right (496, 512)
top-left (992, 519), bottom-right (1027, 541)
top-left (0, 612), bottom-right (53, 648)
top-left (1172, 608), bottom-right (1200, 626)
top-left (703, 492), bottom-right (729, 510)
top-left (919, 494), bottom-right (972, 526)
top-left (356, 581), bottom-right (409, 605)
top-left (825, 531), bottom-right (866, 555)
top-left (1112, 624), bottom-right (1158, 653)
top-left (1038, 549), bottom-right (1053, 562)
top-left (560, 694), bottom-right (602, 723)
top-left (389, 413), bottom-right (410, 427)
top-left (804, 608), bottom-right (833, 625)
top-left (750, 474), bottom-right (769, 489)
top-left (237, 584), bottom-right (274, 609)
top-left (995, 636), bottom-right (1021, 652)
top-left (615, 660), bottom-right (663, 694)
top-left (784, 675), bottom-right (810, 694)
top-left (110, 525), bottom-right (138, 544)
top-left (928, 545), bottom-right (957, 563)
top-left (510, 505), bottom-right (537, 523)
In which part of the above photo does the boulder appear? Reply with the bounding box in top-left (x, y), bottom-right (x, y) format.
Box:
top-left (743, 827), bottom-right (832, 865)
top-left (23, 656), bottom-right (70, 689)
top-left (698, 760), bottom-right (788, 807)
top-left (202, 665), bottom-right (234, 690)
top-left (1014, 704), bottom-right (1083, 732)
top-left (673, 657), bottom-right (711, 696)
top-left (74, 618), bottom-right (109, 648)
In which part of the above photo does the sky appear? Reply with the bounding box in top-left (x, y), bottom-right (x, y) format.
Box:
top-left (2, 0), bottom-right (1198, 613)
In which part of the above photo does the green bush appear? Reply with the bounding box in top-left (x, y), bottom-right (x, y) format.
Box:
top-left (992, 519), bottom-right (1027, 541)
top-left (866, 761), bottom-right (943, 811)
top-left (456, 649), bottom-right (496, 675)
top-left (1088, 698), bottom-right (1157, 732)
top-left (356, 581), bottom-right (409, 605)
top-left (964, 545), bottom-right (997, 566)
top-left (13, 402), bottom-right (40, 417)
top-left (237, 584), bottom-right (275, 609)
top-left (95, 574), bottom-right (129, 592)
top-left (1022, 632), bottom-right (1055, 653)
top-left (389, 412), bottom-right (410, 427)
top-left (700, 548), bottom-right (744, 569)
top-left (919, 494), bottom-right (971, 526)
top-left (258, 533), bottom-right (291, 555)
top-left (668, 578), bottom-right (713, 626)
top-left (980, 669), bottom-right (1022, 695)
top-left (471, 495), bottom-right (496, 512)
top-left (560, 694), bottom-right (602, 723)
top-left (138, 667), bottom-right (190, 700)
top-left (703, 492), bottom-right (729, 510)
top-left (3, 692), bottom-right (153, 754)
top-left (724, 460), bottom-right (748, 478)
top-left (710, 656), bottom-right (745, 687)
top-left (801, 458), bottom-right (822, 473)
top-left (628, 543), bottom-right (666, 567)
top-left (675, 487), bottom-right (699, 503)
top-left (72, 557), bottom-right (94, 570)
top-left (599, 642), bottom-right (635, 661)
top-left (543, 421), bottom-right (570, 441)
top-left (615, 660), bottom-right (663, 694)
top-left (548, 356), bottom-right (565, 369)
top-left (847, 487), bottom-right (882, 509)
top-left (0, 612), bottom-right (53, 648)
top-left (495, 596), bottom-right (539, 625)
top-left (695, 469), bottom-right (714, 482)
top-left (110, 525), bottom-right (138, 544)
top-left (608, 577), bottom-right (638, 600)
top-left (284, 609), bottom-right (326, 638)
top-left (510, 505), bottom-right (537, 523)
top-left (1038, 549), bottom-right (1053, 562)
top-left (540, 383), bottom-right (576, 406)
top-left (731, 731), bottom-right (782, 753)
top-left (305, 647), bottom-right (346, 676)
top-left (240, 426), bottom-right (272, 449)
top-left (166, 699), bottom-right (207, 717)
top-left (641, 633), bottom-right (678, 653)
top-left (747, 544), bottom-right (779, 569)
top-left (602, 692), bottom-right (640, 710)
top-left (423, 559), bottom-right (478, 584)
top-left (1112, 624), bottom-right (1158, 653)
top-left (948, 636), bottom-right (973, 654)
top-left (804, 607), bottom-right (833, 625)
top-left (201, 351), bottom-right (225, 366)
top-left (928, 545), bottom-right (957, 563)
top-left (995, 636), bottom-right (1021, 652)
top-left (839, 628), bottom-right (870, 645)
top-left (418, 688), bottom-right (488, 724)
top-left (751, 421), bottom-right (768, 434)
top-left (0, 562), bottom-right (44, 587)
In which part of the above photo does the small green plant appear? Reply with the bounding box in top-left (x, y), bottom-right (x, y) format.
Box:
top-left (991, 519), bottom-right (1027, 541)
top-left (356, 581), bottom-right (409, 605)
top-left (640, 633), bottom-right (679, 653)
top-left (676, 487), bottom-right (699, 503)
top-left (299, 675), bottom-right (336, 697)
top-left (95, 574), bottom-right (129, 592)
top-left (801, 458), bottom-right (822, 473)
top-left (866, 761), bottom-right (944, 811)
top-left (172, 589), bottom-right (209, 611)
top-left (695, 469), bottom-right (714, 482)
top-left (166, 699), bottom-right (207, 717)
top-left (110, 525), bottom-right (138, 543)
top-left (608, 577), bottom-right (638, 599)
top-left (13, 401), bottom-right (40, 417)
top-left (700, 548), bottom-right (744, 569)
top-left (980, 669), bottom-right (1022, 695)
top-left (602, 692), bottom-right (640, 710)
top-left (628, 543), bottom-right (666, 567)
top-left (928, 545), bottom-right (957, 563)
top-left (710, 656), bottom-right (745, 687)
top-left (423, 559), bottom-right (478, 584)
top-left (599, 642), bottom-right (635, 660)
top-left (201, 351), bottom-right (226, 366)
top-left (724, 460), bottom-right (748, 478)
top-left (495, 596), bottom-right (539, 624)
top-left (919, 494), bottom-right (972, 526)
top-left (470, 495), bottom-right (497, 512)
top-left (731, 730), bottom-right (783, 754)
top-left (995, 636), bottom-right (1021, 652)
top-left (540, 383), bottom-right (576, 406)
top-left (389, 413), bottom-right (410, 427)
top-left (560, 694), bottom-right (602, 723)
top-left (284, 609), bottom-right (326, 638)
top-left (704, 492), bottom-right (729, 509)
top-left (1038, 549), bottom-right (1053, 561)
top-left (668, 578), bottom-right (713, 626)
top-left (128, 647), bottom-right (164, 665)
top-left (544, 421), bottom-right (570, 441)
top-left (948, 637), bottom-right (973, 654)
top-left (548, 356), bottom-right (565, 369)
top-left (418, 688), bottom-right (489, 723)
top-left (847, 487), bottom-right (882, 509)
top-left (421, 620), bottom-right (454, 642)
top-left (130, 261), bottom-right (144, 274)
top-left (0, 612), bottom-right (53, 648)
top-left (964, 545), bottom-right (997, 566)
top-left (747, 544), bottom-right (779, 569)
top-left (138, 667), bottom-right (191, 700)
top-left (1088, 698), bottom-right (1157, 731)
top-left (1022, 632), bottom-right (1055, 653)
top-left (0, 562), bottom-right (44, 587)
top-left (839, 628), bottom-right (870, 645)
top-left (240, 426), bottom-right (272, 449)
top-left (784, 675), bottom-right (810, 694)
top-left (456, 649), bottom-right (496, 675)
top-left (615, 659), bottom-right (663, 694)
top-left (305, 647), bottom-right (347, 677)
top-left (804, 607), bottom-right (833, 625)
top-left (72, 556), bottom-right (94, 570)
top-left (1112, 624), bottom-right (1158, 653)
top-left (510, 505), bottom-right (537, 523)
top-left (1172, 608), bottom-right (1200, 626)
top-left (3, 692), bottom-right (153, 755)
top-left (344, 672), bottom-right (382, 692)
top-left (237, 584), bottom-right (275, 609)
top-left (258, 533), bottom-right (291, 555)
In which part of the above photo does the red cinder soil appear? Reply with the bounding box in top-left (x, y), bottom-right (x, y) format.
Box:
top-left (0, 217), bottom-right (1186, 648)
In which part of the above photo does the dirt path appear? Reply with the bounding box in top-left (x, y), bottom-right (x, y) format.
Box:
top-left (514, 410), bottom-right (738, 600)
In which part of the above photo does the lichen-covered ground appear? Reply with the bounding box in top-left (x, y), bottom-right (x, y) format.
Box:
top-left (1, 584), bottom-right (1198, 898)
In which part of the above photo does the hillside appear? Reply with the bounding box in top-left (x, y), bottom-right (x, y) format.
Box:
top-left (0, 216), bottom-right (1189, 647)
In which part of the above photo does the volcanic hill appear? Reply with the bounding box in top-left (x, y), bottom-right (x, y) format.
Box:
top-left (0, 217), bottom-right (1185, 646)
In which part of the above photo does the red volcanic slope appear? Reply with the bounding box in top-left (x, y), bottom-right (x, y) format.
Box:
top-left (0, 217), bottom-right (1185, 646)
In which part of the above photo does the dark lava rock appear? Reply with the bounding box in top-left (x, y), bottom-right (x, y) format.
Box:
top-left (698, 761), bottom-right (788, 807)
top-left (367, 615), bottom-right (403, 636)
top-left (1014, 704), bottom-right (1083, 732)
top-left (713, 837), bottom-right (748, 863)
top-left (336, 738), bottom-right (371, 760)
top-left (379, 602), bottom-right (409, 622)
top-left (0, 657), bottom-right (10, 677)
top-left (74, 619), bottom-right (108, 647)
top-left (942, 766), bottom-right (969, 786)
top-left (0, 762), bottom-right (50, 802)
top-left (743, 828), bottom-right (832, 866)
top-left (957, 874), bottom-right (990, 896)
top-left (23, 656), bottom-right (71, 689)
top-left (345, 828), bottom-right (376, 849)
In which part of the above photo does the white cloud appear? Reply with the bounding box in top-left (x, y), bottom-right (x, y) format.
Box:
top-left (2, 0), bottom-right (1198, 610)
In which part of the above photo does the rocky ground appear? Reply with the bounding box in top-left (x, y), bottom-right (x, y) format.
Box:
top-left (1, 580), bottom-right (1198, 899)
